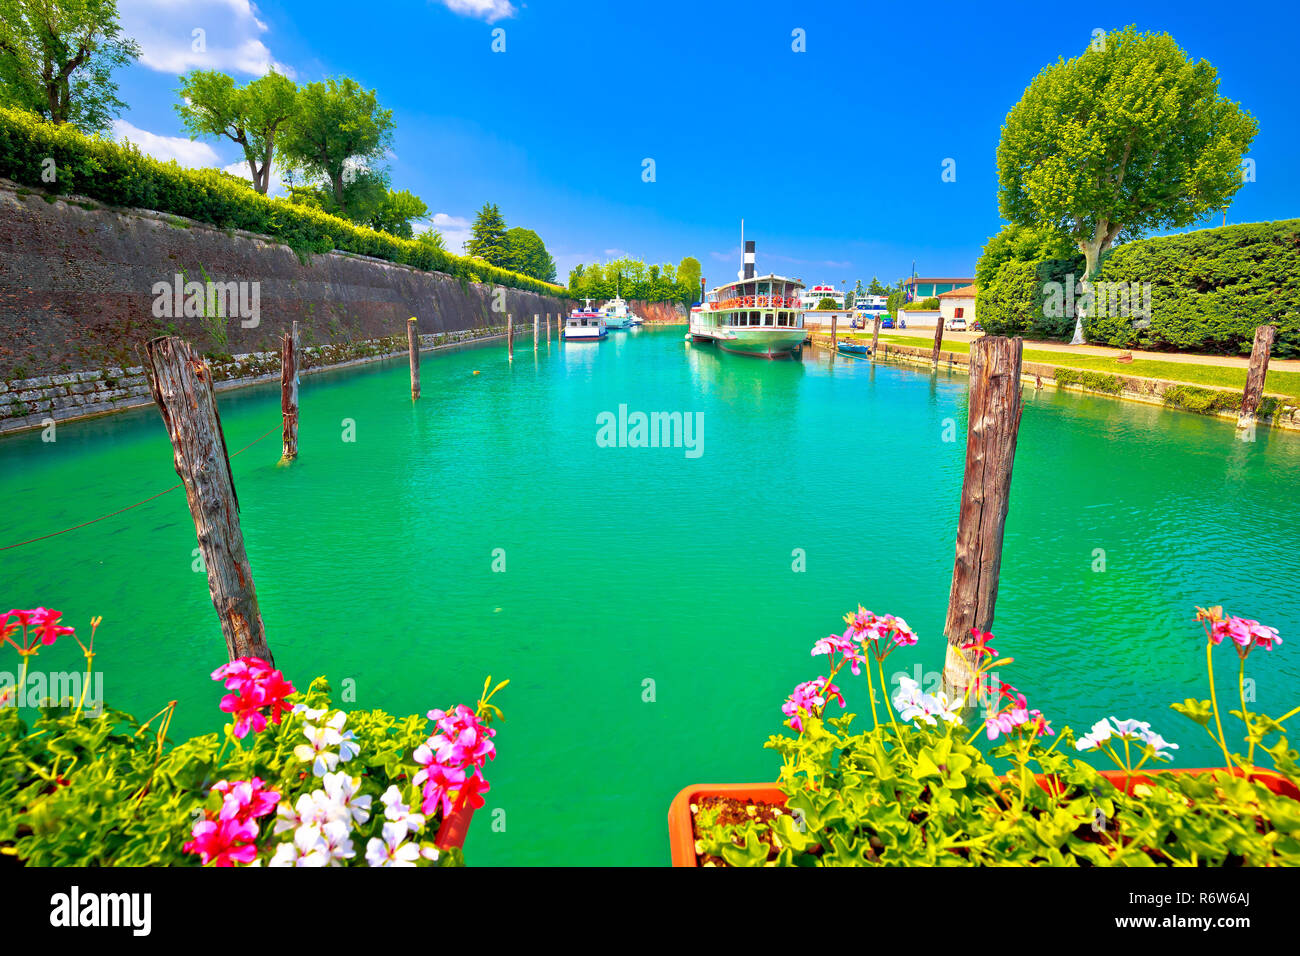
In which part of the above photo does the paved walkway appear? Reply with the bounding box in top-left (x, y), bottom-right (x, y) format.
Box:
top-left (877, 328), bottom-right (1300, 372)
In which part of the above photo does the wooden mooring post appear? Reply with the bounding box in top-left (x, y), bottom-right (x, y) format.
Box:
top-left (408, 317), bottom-right (421, 400)
top-left (931, 317), bottom-right (944, 368)
top-left (507, 314), bottom-right (514, 362)
top-left (546, 313), bottom-right (551, 339)
top-left (830, 314), bottom-right (838, 348)
top-left (279, 320), bottom-right (299, 464)
top-left (534, 314), bottom-right (539, 352)
top-left (1237, 324), bottom-right (1276, 434)
top-left (145, 336), bottom-right (272, 664)
top-left (870, 316), bottom-right (881, 361)
top-left (940, 336), bottom-right (1024, 702)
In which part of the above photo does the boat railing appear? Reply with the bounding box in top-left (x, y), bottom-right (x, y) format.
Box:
top-left (708, 295), bottom-right (802, 310)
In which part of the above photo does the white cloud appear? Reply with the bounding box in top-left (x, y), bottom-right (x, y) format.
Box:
top-left (120, 0), bottom-right (294, 77)
top-left (434, 0), bottom-right (517, 23)
top-left (422, 212), bottom-right (472, 254)
top-left (112, 120), bottom-right (222, 167)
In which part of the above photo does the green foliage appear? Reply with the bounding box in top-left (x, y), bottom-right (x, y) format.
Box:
top-left (691, 713), bottom-right (1300, 867)
top-left (0, 678), bottom-right (465, 866)
top-left (867, 276), bottom-right (887, 295)
top-left (277, 77), bottom-right (394, 217)
top-left (0, 106), bottom-right (566, 296)
top-left (976, 222), bottom-right (1079, 290)
top-left (1054, 367), bottom-right (1125, 394)
top-left (0, 0), bottom-right (139, 132)
top-left (502, 226), bottom-right (556, 282)
top-left (466, 201), bottom-right (508, 265)
top-left (176, 69), bottom-right (298, 194)
top-left (676, 256), bottom-right (702, 303)
top-left (1087, 220), bottom-right (1300, 357)
top-left (569, 255), bottom-right (693, 304)
top-left (997, 25), bottom-right (1257, 270)
top-left (816, 297), bottom-right (839, 310)
top-left (900, 297), bottom-right (940, 311)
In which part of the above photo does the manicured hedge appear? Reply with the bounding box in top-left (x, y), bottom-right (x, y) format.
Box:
top-left (977, 257), bottom-right (1081, 339)
top-left (0, 107), bottom-right (568, 298)
top-left (1088, 221), bottom-right (1300, 357)
top-left (977, 218), bottom-right (1300, 357)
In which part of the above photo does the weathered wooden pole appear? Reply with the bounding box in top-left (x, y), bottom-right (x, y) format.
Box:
top-left (940, 336), bottom-right (1024, 703)
top-left (830, 314), bottom-right (838, 349)
top-left (507, 314), bottom-right (514, 362)
top-left (870, 316), bottom-right (881, 361)
top-left (931, 316), bottom-right (945, 367)
top-left (1237, 324), bottom-right (1276, 433)
top-left (279, 320), bottom-right (299, 464)
top-left (534, 314), bottom-right (539, 352)
top-left (546, 313), bottom-right (551, 339)
top-left (145, 336), bottom-right (272, 664)
top-left (408, 317), bottom-right (421, 400)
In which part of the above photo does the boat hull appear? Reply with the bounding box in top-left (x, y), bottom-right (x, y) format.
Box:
top-left (693, 327), bottom-right (805, 357)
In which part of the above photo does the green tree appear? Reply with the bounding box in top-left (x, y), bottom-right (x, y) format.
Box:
top-left (997, 26), bottom-right (1257, 343)
top-left (676, 255), bottom-right (702, 303)
top-left (413, 228), bottom-right (446, 253)
top-left (0, 0), bottom-right (139, 132)
top-left (867, 276), bottom-right (886, 295)
top-left (502, 226), bottom-right (556, 281)
top-left (466, 202), bottom-right (508, 265)
top-left (176, 69), bottom-right (298, 194)
top-left (278, 77), bottom-right (394, 217)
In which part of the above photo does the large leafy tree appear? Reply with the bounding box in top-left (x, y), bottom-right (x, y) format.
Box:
top-left (277, 77), bottom-right (394, 217)
top-left (502, 226), bottom-right (556, 282)
top-left (676, 256), bottom-right (701, 303)
top-left (176, 70), bottom-right (298, 194)
top-left (867, 276), bottom-right (886, 295)
top-left (997, 26), bottom-right (1256, 343)
top-left (466, 202), bottom-right (508, 265)
top-left (0, 0), bottom-right (139, 132)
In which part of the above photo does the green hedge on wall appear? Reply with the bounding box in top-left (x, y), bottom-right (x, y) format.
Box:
top-left (0, 107), bottom-right (568, 299)
top-left (976, 219), bottom-right (1300, 357)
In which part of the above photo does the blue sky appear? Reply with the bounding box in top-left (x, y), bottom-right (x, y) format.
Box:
top-left (109, 0), bottom-right (1299, 289)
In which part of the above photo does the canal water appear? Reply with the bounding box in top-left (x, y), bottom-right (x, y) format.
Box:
top-left (2, 326), bottom-right (1297, 866)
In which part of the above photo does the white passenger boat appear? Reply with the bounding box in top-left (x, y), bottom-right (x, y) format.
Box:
top-left (564, 300), bottom-right (607, 341)
top-left (688, 234), bottom-right (805, 358)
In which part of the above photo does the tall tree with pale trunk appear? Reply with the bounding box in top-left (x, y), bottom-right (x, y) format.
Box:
top-left (176, 70), bottom-right (299, 194)
top-left (996, 26), bottom-right (1257, 344)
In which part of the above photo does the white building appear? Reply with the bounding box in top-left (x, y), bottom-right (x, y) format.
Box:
top-left (938, 284), bottom-right (977, 325)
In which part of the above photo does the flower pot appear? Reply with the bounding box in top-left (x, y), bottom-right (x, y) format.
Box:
top-left (434, 803), bottom-right (476, 851)
top-left (667, 769), bottom-right (1298, 867)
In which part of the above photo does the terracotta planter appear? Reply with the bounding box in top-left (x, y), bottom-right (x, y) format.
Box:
top-left (434, 802), bottom-right (477, 851)
top-left (667, 768), bottom-right (1298, 867)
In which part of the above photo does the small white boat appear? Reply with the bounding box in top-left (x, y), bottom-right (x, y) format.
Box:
top-left (564, 299), bottom-right (607, 341)
top-left (601, 294), bottom-right (636, 329)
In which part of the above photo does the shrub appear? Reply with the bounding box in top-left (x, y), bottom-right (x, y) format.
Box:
top-left (901, 297), bottom-right (940, 311)
top-left (1053, 368), bottom-right (1125, 394)
top-left (0, 107), bottom-right (567, 299)
top-left (1088, 220), bottom-right (1300, 357)
top-left (688, 605), bottom-right (1298, 866)
top-left (0, 607), bottom-right (507, 866)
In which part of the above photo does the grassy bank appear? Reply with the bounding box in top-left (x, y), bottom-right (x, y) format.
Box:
top-left (855, 333), bottom-right (1300, 401)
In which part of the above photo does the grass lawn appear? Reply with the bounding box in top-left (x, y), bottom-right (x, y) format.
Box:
top-left (843, 333), bottom-right (1300, 401)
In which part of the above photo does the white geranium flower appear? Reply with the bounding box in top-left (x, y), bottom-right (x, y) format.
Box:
top-left (366, 820), bottom-right (422, 867)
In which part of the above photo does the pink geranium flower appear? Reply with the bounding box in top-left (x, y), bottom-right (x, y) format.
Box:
top-left (210, 656), bottom-right (297, 738)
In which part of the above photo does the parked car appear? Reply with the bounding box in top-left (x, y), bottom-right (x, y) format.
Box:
top-left (881, 317), bottom-right (895, 329)
top-left (946, 317), bottom-right (969, 332)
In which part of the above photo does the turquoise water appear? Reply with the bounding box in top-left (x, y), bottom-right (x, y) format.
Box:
top-left (2, 326), bottom-right (1298, 866)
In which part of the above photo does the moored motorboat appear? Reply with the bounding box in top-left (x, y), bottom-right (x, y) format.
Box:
top-left (564, 300), bottom-right (607, 340)
top-left (837, 340), bottom-right (871, 356)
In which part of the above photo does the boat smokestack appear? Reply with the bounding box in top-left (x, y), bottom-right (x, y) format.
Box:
top-left (743, 240), bottom-right (755, 280)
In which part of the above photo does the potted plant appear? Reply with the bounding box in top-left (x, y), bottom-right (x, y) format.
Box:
top-left (0, 606), bottom-right (506, 866)
top-left (669, 605), bottom-right (1299, 866)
